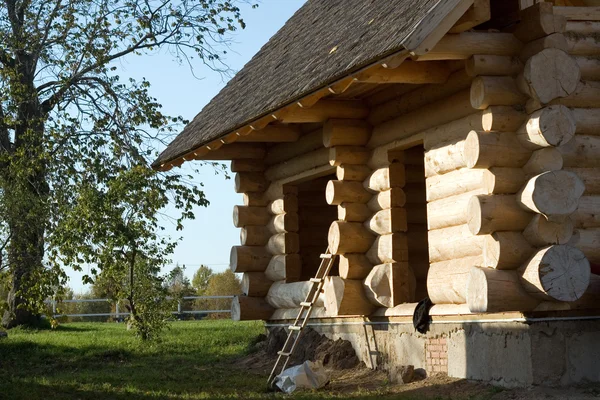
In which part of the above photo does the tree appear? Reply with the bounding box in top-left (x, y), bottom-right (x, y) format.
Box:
top-left (203, 269), bottom-right (241, 319)
top-left (192, 265), bottom-right (213, 295)
top-left (0, 0), bottom-right (249, 328)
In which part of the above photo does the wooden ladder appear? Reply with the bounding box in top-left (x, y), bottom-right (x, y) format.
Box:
top-left (266, 248), bottom-right (337, 388)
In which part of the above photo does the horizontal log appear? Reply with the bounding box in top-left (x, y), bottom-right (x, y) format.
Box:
top-left (422, 111), bottom-right (485, 151)
top-left (243, 192), bottom-right (268, 207)
top-left (517, 105), bottom-right (576, 150)
top-left (424, 139), bottom-right (467, 178)
top-left (339, 254), bottom-right (373, 280)
top-left (196, 143), bottom-right (266, 160)
top-left (522, 148), bottom-right (563, 178)
top-left (267, 233), bottom-right (300, 255)
top-left (237, 125), bottom-right (300, 142)
top-left (519, 245), bottom-right (590, 302)
top-left (556, 7), bottom-right (600, 21)
top-left (365, 208), bottom-right (408, 235)
top-left (523, 214), bottom-right (574, 247)
top-left (336, 164), bottom-right (372, 181)
top-left (367, 189), bottom-right (406, 211)
top-left (230, 246), bottom-right (272, 273)
top-left (230, 159), bottom-right (265, 172)
top-left (328, 221), bottom-right (375, 254)
top-left (428, 224), bottom-right (484, 263)
top-left (231, 296), bottom-right (274, 321)
top-left (467, 267), bottom-right (540, 313)
top-left (329, 146), bottom-right (370, 166)
top-left (265, 129), bottom-right (321, 165)
top-left (570, 228), bottom-right (600, 264)
top-left (357, 61), bottom-right (451, 84)
top-left (481, 105), bottom-right (527, 132)
top-left (518, 48), bottom-right (580, 104)
top-left (576, 56), bottom-right (600, 81)
top-left (467, 194), bottom-right (533, 235)
top-left (426, 167), bottom-right (526, 202)
top-left (549, 80), bottom-right (600, 108)
top-left (265, 148), bottom-right (329, 181)
top-left (464, 131), bottom-right (531, 169)
top-left (241, 272), bottom-right (272, 297)
top-left (465, 55), bottom-right (522, 77)
top-left (324, 277), bottom-right (375, 316)
top-left (558, 135), bottom-right (600, 168)
top-left (565, 167), bottom-right (600, 194)
top-left (483, 232), bottom-right (535, 270)
top-left (572, 108), bottom-right (600, 135)
top-left (571, 274), bottom-right (600, 311)
top-left (417, 32), bottom-right (523, 61)
top-left (267, 213), bottom-right (299, 234)
top-left (517, 171), bottom-right (585, 219)
top-left (566, 34), bottom-right (600, 56)
top-left (366, 233), bottom-right (408, 264)
top-left (240, 225), bottom-right (271, 246)
top-left (234, 172), bottom-right (268, 193)
top-left (364, 263), bottom-right (416, 307)
top-left (573, 196), bottom-right (600, 228)
top-left (368, 89), bottom-right (476, 149)
top-left (338, 202), bottom-right (371, 222)
top-left (323, 119), bottom-right (371, 148)
top-left (470, 76), bottom-right (527, 110)
top-left (326, 180), bottom-right (372, 205)
top-left (369, 69), bottom-right (472, 126)
top-left (427, 190), bottom-right (485, 230)
top-left (428, 256), bottom-right (482, 304)
top-left (233, 205), bottom-right (271, 228)
top-left (364, 163), bottom-right (405, 192)
top-left (266, 281), bottom-right (325, 309)
top-left (265, 254), bottom-right (301, 282)
top-left (279, 100), bottom-right (369, 124)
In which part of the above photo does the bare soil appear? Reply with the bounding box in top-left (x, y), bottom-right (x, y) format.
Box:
top-left (235, 329), bottom-right (600, 399)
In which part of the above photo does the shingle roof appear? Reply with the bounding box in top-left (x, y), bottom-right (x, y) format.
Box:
top-left (153, 0), bottom-right (445, 168)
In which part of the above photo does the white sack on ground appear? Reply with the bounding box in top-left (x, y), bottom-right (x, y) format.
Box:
top-left (274, 360), bottom-right (330, 394)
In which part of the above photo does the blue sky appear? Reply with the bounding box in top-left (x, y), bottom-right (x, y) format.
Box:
top-left (68, 0), bottom-right (306, 293)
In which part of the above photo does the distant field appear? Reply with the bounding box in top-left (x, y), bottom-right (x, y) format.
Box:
top-left (0, 320), bottom-right (533, 400)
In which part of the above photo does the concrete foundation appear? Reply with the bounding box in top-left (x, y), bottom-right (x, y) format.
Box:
top-left (266, 314), bottom-right (600, 387)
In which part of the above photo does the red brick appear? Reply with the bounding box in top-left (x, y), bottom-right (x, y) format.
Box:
top-left (439, 338), bottom-right (447, 345)
top-left (440, 358), bottom-right (448, 366)
top-left (440, 351), bottom-right (447, 357)
top-left (442, 345), bottom-right (448, 351)
top-left (431, 352), bottom-right (440, 358)
top-left (429, 339), bottom-right (439, 344)
top-left (433, 365), bottom-right (441, 372)
top-left (426, 351), bottom-right (432, 358)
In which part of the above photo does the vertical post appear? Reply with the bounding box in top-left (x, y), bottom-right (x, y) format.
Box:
top-left (177, 299), bottom-right (182, 320)
top-left (52, 297), bottom-right (56, 317)
top-left (115, 301), bottom-right (120, 322)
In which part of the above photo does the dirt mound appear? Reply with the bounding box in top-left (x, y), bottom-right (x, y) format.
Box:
top-left (237, 327), bottom-right (361, 373)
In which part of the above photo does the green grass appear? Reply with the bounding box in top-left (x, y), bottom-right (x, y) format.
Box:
top-left (0, 321), bottom-right (501, 400)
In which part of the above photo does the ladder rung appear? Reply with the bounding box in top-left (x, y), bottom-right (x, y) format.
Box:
top-left (288, 325), bottom-right (301, 331)
top-left (310, 278), bottom-right (322, 283)
top-left (278, 351), bottom-right (291, 357)
top-left (300, 302), bottom-right (312, 307)
top-left (320, 253), bottom-right (333, 259)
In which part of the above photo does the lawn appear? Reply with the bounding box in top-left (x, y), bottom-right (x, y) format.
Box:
top-left (0, 320), bottom-right (507, 400)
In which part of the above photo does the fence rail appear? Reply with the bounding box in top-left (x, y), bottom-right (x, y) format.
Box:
top-left (47, 295), bottom-right (235, 319)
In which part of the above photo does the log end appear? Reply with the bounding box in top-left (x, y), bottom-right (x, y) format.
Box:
top-left (466, 266), bottom-right (489, 313)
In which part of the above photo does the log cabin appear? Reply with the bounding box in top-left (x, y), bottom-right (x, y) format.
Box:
top-left (154, 0), bottom-right (600, 387)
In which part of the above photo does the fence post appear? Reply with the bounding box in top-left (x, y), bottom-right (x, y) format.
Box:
top-left (177, 299), bottom-right (182, 320)
top-left (52, 297), bottom-right (56, 317)
top-left (115, 302), bottom-right (120, 322)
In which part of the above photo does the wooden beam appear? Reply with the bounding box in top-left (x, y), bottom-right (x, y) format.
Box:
top-left (416, 32), bottom-right (523, 61)
top-left (278, 100), bottom-right (369, 124)
top-left (554, 6), bottom-right (600, 21)
top-left (195, 143), bottom-right (266, 160)
top-left (355, 61), bottom-right (451, 84)
top-left (449, 0), bottom-right (492, 33)
top-left (235, 125), bottom-right (300, 143)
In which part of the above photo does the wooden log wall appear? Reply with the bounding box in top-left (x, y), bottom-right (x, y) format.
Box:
top-left (464, 3), bottom-right (593, 313)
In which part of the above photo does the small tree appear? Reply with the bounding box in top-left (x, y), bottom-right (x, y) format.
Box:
top-left (204, 270), bottom-right (241, 319)
top-left (192, 265), bottom-right (213, 295)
